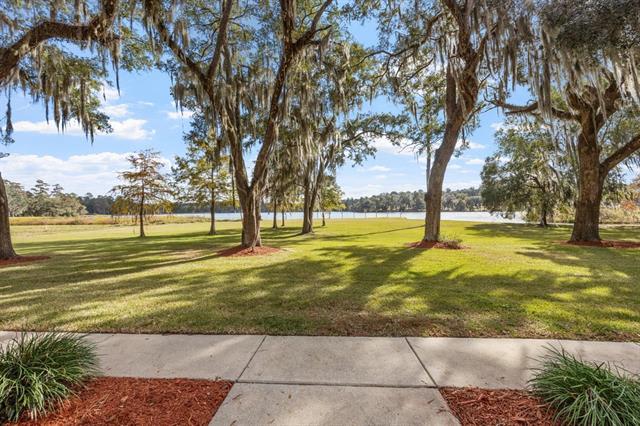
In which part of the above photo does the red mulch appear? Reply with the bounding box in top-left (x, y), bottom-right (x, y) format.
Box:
top-left (563, 240), bottom-right (640, 249)
top-left (406, 241), bottom-right (466, 250)
top-left (217, 245), bottom-right (282, 257)
top-left (0, 256), bottom-right (50, 268)
top-left (15, 377), bottom-right (233, 426)
top-left (441, 387), bottom-right (556, 426)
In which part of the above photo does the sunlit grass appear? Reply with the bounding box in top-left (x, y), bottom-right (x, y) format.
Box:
top-left (2, 219), bottom-right (639, 339)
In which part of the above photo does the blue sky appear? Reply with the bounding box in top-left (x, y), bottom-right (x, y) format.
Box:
top-left (0, 21), bottom-right (514, 198)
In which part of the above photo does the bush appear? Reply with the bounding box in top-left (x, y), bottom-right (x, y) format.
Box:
top-left (529, 346), bottom-right (640, 426)
top-left (439, 234), bottom-right (463, 249)
top-left (0, 333), bottom-right (99, 422)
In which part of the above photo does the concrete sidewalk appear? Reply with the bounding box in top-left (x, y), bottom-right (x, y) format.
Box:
top-left (1, 331), bottom-right (638, 425)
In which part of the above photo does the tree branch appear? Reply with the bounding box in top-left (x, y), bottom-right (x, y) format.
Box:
top-left (0, 0), bottom-right (119, 82)
top-left (492, 99), bottom-right (579, 121)
top-left (251, 0), bottom-right (333, 189)
top-left (292, 0), bottom-right (333, 50)
top-left (206, 0), bottom-right (234, 80)
top-left (144, 0), bottom-right (208, 87)
top-left (601, 133), bottom-right (640, 172)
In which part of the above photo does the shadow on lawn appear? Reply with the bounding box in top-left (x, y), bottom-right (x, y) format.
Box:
top-left (1, 222), bottom-right (639, 340)
top-left (468, 222), bottom-right (640, 278)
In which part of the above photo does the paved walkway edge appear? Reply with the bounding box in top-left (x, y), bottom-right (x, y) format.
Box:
top-left (1, 331), bottom-right (638, 388)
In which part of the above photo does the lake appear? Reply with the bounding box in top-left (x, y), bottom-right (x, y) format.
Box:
top-left (176, 211), bottom-right (525, 223)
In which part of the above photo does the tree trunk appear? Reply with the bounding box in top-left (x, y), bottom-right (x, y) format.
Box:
top-left (301, 171), bottom-right (314, 234)
top-left (209, 195), bottom-right (216, 235)
top-left (424, 122), bottom-right (463, 242)
top-left (281, 209), bottom-right (285, 227)
top-left (240, 190), bottom-right (262, 247)
top-left (570, 127), bottom-right (604, 242)
top-left (301, 163), bottom-right (324, 235)
top-left (272, 199), bottom-right (278, 229)
top-left (423, 66), bottom-right (468, 242)
top-left (230, 165), bottom-right (237, 212)
top-left (322, 211), bottom-right (326, 226)
top-left (0, 173), bottom-right (17, 260)
top-left (302, 203), bottom-right (313, 234)
top-left (539, 204), bottom-right (548, 228)
top-left (424, 168), bottom-right (445, 241)
top-left (138, 191), bottom-right (145, 238)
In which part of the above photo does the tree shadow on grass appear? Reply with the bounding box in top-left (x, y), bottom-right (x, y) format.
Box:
top-left (467, 222), bottom-right (640, 243)
top-left (2, 221), bottom-right (638, 340)
top-left (467, 222), bottom-right (640, 276)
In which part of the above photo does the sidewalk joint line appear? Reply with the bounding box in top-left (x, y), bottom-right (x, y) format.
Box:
top-left (237, 334), bottom-right (267, 381)
top-left (405, 337), bottom-right (438, 387)
top-left (235, 379), bottom-right (436, 389)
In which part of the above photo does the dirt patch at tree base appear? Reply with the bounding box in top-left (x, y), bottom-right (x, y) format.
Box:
top-left (441, 387), bottom-right (556, 426)
top-left (0, 256), bottom-right (50, 268)
top-left (15, 377), bottom-right (232, 426)
top-left (562, 240), bottom-right (640, 249)
top-left (217, 245), bottom-right (283, 257)
top-left (406, 241), bottom-right (466, 250)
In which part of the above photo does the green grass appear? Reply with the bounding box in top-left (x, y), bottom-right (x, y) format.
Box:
top-left (1, 219), bottom-right (639, 340)
top-left (530, 346), bottom-right (640, 425)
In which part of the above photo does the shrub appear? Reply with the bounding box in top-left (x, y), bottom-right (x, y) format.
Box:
top-left (529, 346), bottom-right (640, 426)
top-left (0, 333), bottom-right (99, 422)
top-left (439, 234), bottom-right (463, 249)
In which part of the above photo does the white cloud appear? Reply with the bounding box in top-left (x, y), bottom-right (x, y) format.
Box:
top-left (342, 183), bottom-right (383, 198)
top-left (468, 142), bottom-right (486, 149)
top-left (137, 101), bottom-right (155, 107)
top-left (369, 165), bottom-right (391, 172)
top-left (100, 84), bottom-right (121, 101)
top-left (0, 152), bottom-right (170, 195)
top-left (449, 164), bottom-right (463, 170)
top-left (465, 158), bottom-right (485, 165)
top-left (13, 120), bottom-right (85, 136)
top-left (13, 118), bottom-right (155, 140)
top-left (372, 136), bottom-right (414, 156)
top-left (456, 139), bottom-right (486, 150)
top-left (1, 152), bottom-right (129, 195)
top-left (166, 110), bottom-right (195, 120)
top-left (110, 119), bottom-right (155, 140)
top-left (101, 103), bottom-right (130, 117)
top-left (373, 174), bottom-right (387, 180)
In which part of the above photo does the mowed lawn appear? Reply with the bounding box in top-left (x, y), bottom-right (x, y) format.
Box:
top-left (1, 219), bottom-right (639, 340)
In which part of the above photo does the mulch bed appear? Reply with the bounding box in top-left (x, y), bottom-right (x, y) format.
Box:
top-left (217, 245), bottom-right (282, 257)
top-left (563, 240), bottom-right (640, 249)
top-left (15, 377), bottom-right (233, 426)
top-left (0, 256), bottom-right (50, 268)
top-left (406, 241), bottom-right (466, 250)
top-left (441, 387), bottom-right (556, 426)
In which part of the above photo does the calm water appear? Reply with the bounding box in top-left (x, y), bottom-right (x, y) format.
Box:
top-left (176, 211), bottom-right (525, 223)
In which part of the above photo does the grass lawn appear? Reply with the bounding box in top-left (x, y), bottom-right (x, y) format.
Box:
top-left (2, 219), bottom-right (639, 340)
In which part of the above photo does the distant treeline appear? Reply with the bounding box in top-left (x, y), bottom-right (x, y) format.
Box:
top-left (343, 188), bottom-right (482, 212)
top-left (6, 179), bottom-right (485, 217)
top-left (3, 179), bottom-right (248, 217)
top-left (4, 180), bottom-right (87, 217)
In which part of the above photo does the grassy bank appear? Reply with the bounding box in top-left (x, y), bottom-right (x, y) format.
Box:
top-left (2, 219), bottom-right (639, 340)
top-left (9, 215), bottom-right (213, 226)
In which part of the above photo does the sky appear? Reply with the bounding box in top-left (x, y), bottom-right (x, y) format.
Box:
top-left (0, 20), bottom-right (518, 199)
